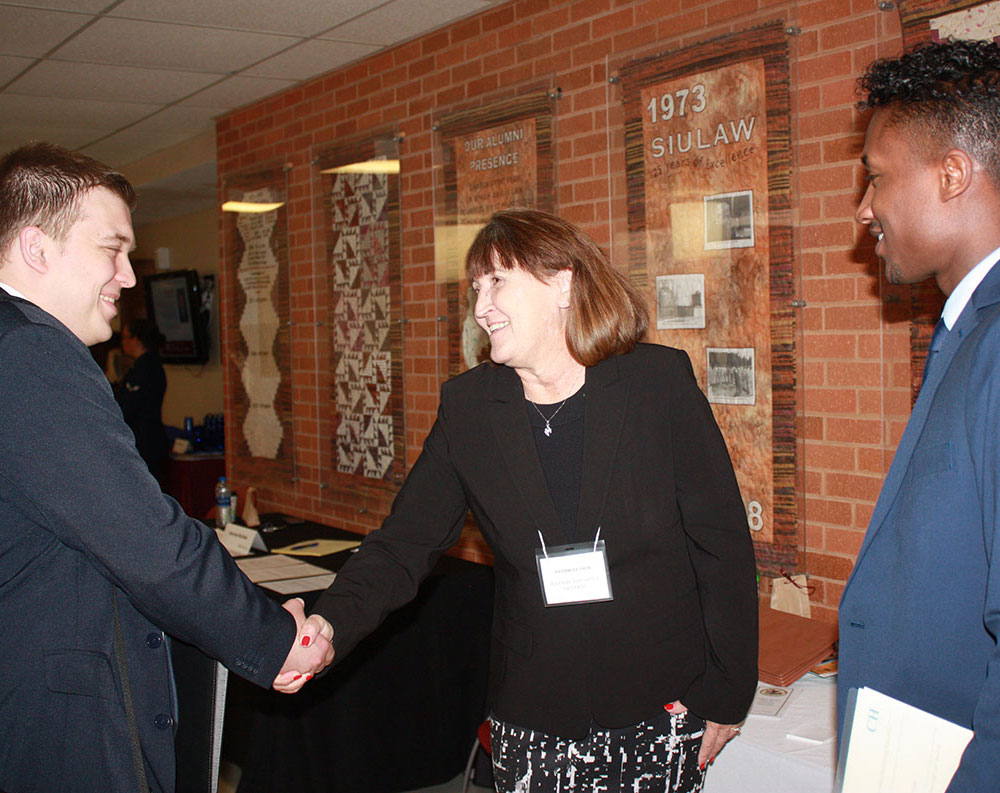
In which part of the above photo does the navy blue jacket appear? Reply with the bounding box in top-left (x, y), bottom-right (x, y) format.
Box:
top-left (839, 261), bottom-right (1000, 792)
top-left (0, 293), bottom-right (295, 793)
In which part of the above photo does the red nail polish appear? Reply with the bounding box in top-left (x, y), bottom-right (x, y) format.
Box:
top-left (306, 674), bottom-right (313, 680)
top-left (664, 703), bottom-right (674, 711)
top-left (699, 763), bottom-right (705, 771)
top-left (293, 675), bottom-right (301, 680)
top-left (710, 755), bottom-right (716, 764)
top-left (301, 635), bottom-right (311, 646)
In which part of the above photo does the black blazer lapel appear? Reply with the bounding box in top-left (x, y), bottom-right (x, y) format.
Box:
top-left (487, 365), bottom-right (564, 539)
top-left (576, 355), bottom-right (629, 538)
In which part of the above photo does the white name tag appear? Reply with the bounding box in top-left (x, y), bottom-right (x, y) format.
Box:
top-left (215, 523), bottom-right (267, 557)
top-left (536, 539), bottom-right (613, 606)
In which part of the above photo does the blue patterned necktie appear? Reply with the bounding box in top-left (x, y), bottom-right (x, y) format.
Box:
top-left (922, 318), bottom-right (948, 385)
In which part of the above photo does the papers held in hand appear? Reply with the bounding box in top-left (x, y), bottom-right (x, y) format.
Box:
top-left (836, 687), bottom-right (972, 793)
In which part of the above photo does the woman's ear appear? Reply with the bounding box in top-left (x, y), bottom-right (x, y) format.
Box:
top-left (556, 268), bottom-right (573, 309)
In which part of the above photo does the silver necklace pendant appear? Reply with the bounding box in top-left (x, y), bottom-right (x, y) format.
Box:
top-left (531, 398), bottom-right (568, 437)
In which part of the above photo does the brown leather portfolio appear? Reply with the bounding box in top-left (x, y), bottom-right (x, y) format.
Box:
top-left (758, 604), bottom-right (838, 686)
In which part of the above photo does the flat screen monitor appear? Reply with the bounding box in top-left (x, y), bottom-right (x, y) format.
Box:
top-left (143, 269), bottom-right (209, 364)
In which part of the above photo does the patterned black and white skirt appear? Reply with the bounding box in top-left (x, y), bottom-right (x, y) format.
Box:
top-left (490, 709), bottom-right (706, 793)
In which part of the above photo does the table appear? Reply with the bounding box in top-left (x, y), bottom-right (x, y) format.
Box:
top-left (164, 453), bottom-right (225, 519)
top-left (217, 518), bottom-right (494, 793)
top-left (705, 676), bottom-right (838, 793)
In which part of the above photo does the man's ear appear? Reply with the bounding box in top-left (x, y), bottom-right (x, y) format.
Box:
top-left (940, 149), bottom-right (974, 202)
top-left (18, 226), bottom-right (49, 273)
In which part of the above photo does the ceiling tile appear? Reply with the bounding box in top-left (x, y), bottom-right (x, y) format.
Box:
top-left (242, 39), bottom-right (379, 80)
top-left (3, 1), bottom-right (111, 10)
top-left (112, 0), bottom-right (382, 38)
top-left (7, 60), bottom-right (221, 103)
top-left (130, 161), bottom-right (219, 228)
top-left (179, 74), bottom-right (298, 109)
top-left (0, 5), bottom-right (91, 57)
top-left (143, 104), bottom-right (226, 132)
top-left (0, 93), bottom-right (159, 128)
top-left (81, 124), bottom-right (206, 168)
top-left (322, 0), bottom-right (493, 46)
top-left (52, 17), bottom-right (298, 72)
top-left (0, 54), bottom-right (35, 84)
top-left (0, 123), bottom-right (106, 152)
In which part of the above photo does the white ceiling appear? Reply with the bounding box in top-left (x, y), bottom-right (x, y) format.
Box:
top-left (0, 0), bottom-right (499, 224)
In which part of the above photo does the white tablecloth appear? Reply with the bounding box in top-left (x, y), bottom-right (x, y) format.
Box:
top-left (704, 676), bottom-right (838, 793)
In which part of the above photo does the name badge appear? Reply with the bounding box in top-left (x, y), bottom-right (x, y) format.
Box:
top-left (535, 529), bottom-right (613, 607)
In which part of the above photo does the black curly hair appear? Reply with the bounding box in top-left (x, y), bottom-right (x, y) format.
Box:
top-left (858, 39), bottom-right (1000, 185)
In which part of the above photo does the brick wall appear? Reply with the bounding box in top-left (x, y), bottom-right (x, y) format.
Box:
top-left (216, 0), bottom-right (908, 622)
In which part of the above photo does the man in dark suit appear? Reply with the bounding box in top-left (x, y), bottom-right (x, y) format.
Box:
top-left (838, 40), bottom-right (1000, 792)
top-left (0, 142), bottom-right (333, 793)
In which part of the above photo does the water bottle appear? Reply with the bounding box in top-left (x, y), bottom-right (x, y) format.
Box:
top-left (215, 476), bottom-right (234, 528)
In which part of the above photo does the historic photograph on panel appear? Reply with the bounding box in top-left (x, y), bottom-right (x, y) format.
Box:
top-left (707, 346), bottom-right (755, 405)
top-left (704, 190), bottom-right (754, 250)
top-left (656, 273), bottom-right (706, 329)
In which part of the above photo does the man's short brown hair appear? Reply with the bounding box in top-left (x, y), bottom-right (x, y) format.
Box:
top-left (0, 142), bottom-right (136, 257)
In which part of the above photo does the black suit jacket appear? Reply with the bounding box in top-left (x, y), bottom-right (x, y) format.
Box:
top-left (0, 293), bottom-right (296, 793)
top-left (315, 343), bottom-right (758, 736)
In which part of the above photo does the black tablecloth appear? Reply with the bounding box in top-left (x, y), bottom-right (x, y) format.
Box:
top-left (219, 518), bottom-right (494, 793)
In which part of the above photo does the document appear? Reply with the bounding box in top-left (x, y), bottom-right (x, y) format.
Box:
top-left (260, 574), bottom-right (336, 594)
top-left (748, 684), bottom-right (796, 718)
top-left (236, 555), bottom-right (331, 583)
top-left (836, 687), bottom-right (972, 793)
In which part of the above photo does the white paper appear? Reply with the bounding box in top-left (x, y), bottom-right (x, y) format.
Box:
top-left (215, 526), bottom-right (252, 557)
top-left (838, 687), bottom-right (973, 793)
top-left (235, 555), bottom-right (330, 583)
top-left (260, 573), bottom-right (336, 594)
top-left (786, 721), bottom-right (834, 744)
top-left (748, 684), bottom-right (797, 719)
top-left (538, 549), bottom-right (611, 605)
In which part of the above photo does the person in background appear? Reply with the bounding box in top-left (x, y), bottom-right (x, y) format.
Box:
top-left (116, 317), bottom-right (170, 481)
top-left (839, 40), bottom-right (1000, 792)
top-left (289, 209), bottom-right (758, 792)
top-left (0, 141), bottom-right (334, 793)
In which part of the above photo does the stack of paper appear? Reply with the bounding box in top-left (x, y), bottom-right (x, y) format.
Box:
top-left (758, 604), bottom-right (838, 686)
top-left (837, 687), bottom-right (972, 792)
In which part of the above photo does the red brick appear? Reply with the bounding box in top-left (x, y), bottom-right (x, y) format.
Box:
top-left (820, 15), bottom-right (877, 51)
top-left (825, 418), bottom-right (881, 444)
top-left (212, 0), bottom-right (894, 588)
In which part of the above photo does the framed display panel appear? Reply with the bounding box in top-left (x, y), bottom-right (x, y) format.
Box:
top-left (434, 89), bottom-right (558, 376)
top-left (896, 0), bottom-right (1000, 403)
top-left (220, 164), bottom-right (294, 481)
top-left (619, 22), bottom-right (798, 572)
top-left (314, 133), bottom-right (405, 488)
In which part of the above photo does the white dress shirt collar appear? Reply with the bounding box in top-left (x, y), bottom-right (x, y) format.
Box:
top-left (942, 246), bottom-right (1000, 330)
top-left (0, 280), bottom-right (27, 299)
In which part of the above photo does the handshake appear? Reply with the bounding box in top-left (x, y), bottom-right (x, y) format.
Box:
top-left (272, 598), bottom-right (336, 693)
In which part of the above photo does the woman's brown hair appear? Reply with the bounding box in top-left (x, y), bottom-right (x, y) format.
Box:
top-left (466, 209), bottom-right (648, 367)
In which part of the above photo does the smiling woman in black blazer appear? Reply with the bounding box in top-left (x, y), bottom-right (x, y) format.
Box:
top-left (303, 209), bottom-right (758, 792)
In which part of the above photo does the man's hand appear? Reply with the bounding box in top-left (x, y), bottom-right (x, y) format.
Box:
top-left (272, 598), bottom-right (335, 693)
